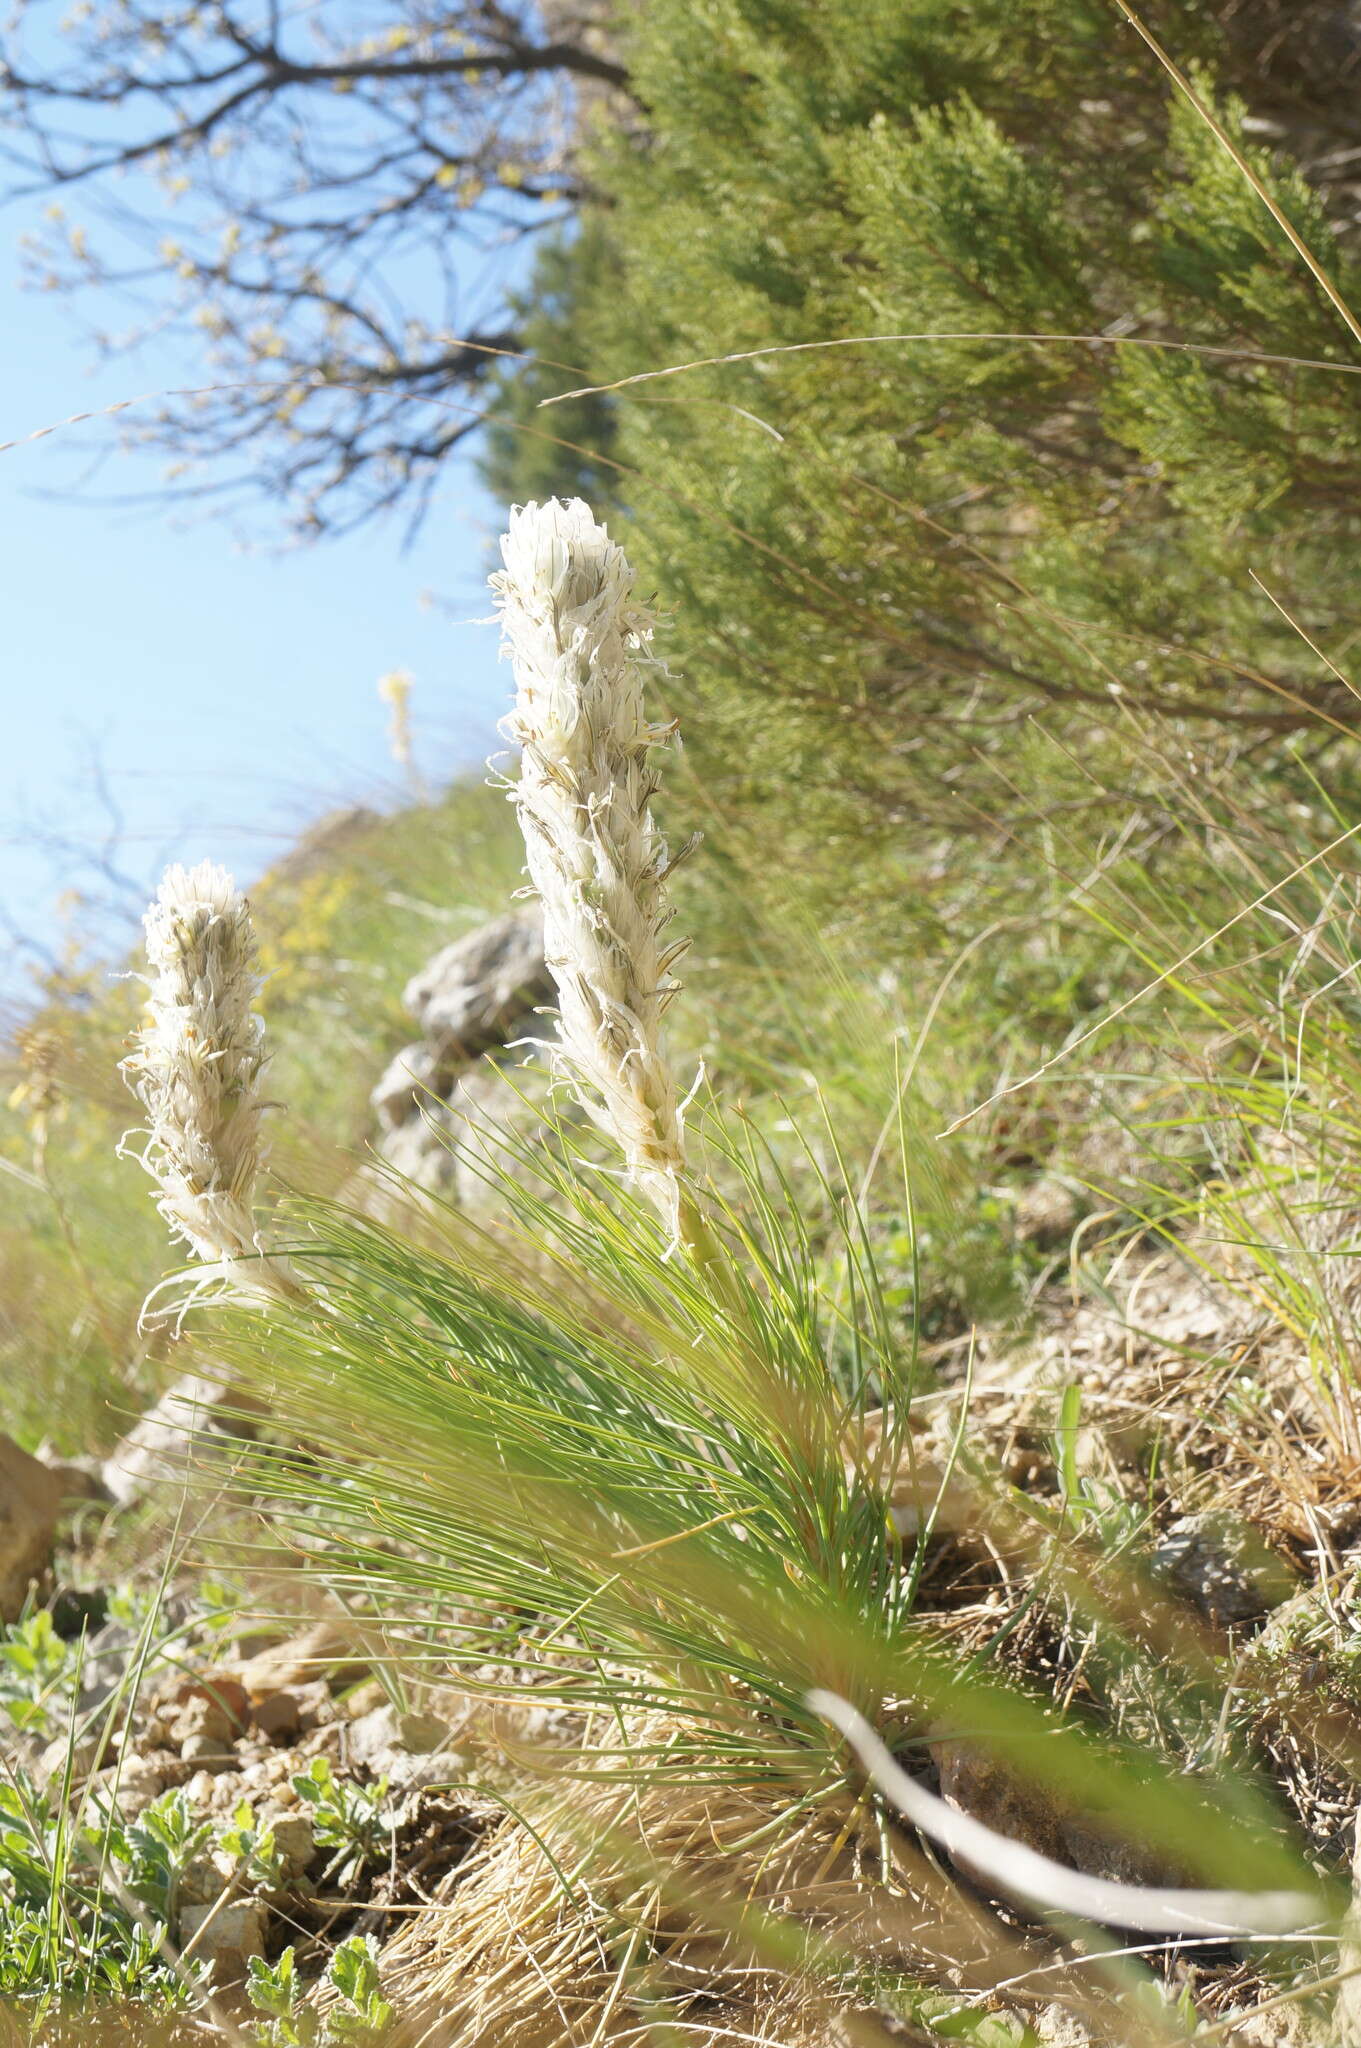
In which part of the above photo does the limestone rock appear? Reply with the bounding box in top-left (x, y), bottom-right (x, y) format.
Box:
top-left (401, 909), bottom-right (550, 1068)
top-left (375, 1103), bottom-right (458, 1195)
top-left (291, 1680), bottom-right (337, 1732)
top-left (91, 1758), bottom-right (169, 1818)
top-left (345, 1701), bottom-right (466, 1802)
top-left (265, 1809), bottom-right (315, 1879)
top-left (1032, 2007), bottom-right (1098, 2047)
top-left (101, 1372), bottom-right (265, 1506)
top-left (1151, 1514), bottom-right (1296, 1629)
top-left (0, 1435), bottom-right (63, 1622)
top-left (252, 1690), bottom-right (302, 1741)
top-left (179, 1850), bottom-right (236, 1908)
top-left (362, 910), bottom-right (563, 1214)
top-left (167, 1677), bottom-right (249, 1743)
top-left (842, 1407), bottom-right (974, 1538)
top-left (183, 1764), bottom-right (256, 1817)
top-left (347, 1702), bottom-right (449, 1768)
top-left (179, 1895), bottom-right (269, 1982)
top-left (444, 1059), bottom-right (557, 1208)
top-left (1014, 1177), bottom-right (1081, 1246)
top-left (387, 1748), bottom-right (469, 1801)
top-left (394, 1709), bottom-right (452, 1756)
top-left (38, 1731), bottom-right (104, 1786)
top-left (1239, 1997), bottom-right (1328, 2048)
top-left (180, 1733), bottom-right (237, 1770)
top-left (375, 1056), bottom-right (558, 1208)
top-left (236, 1619), bottom-right (370, 1699)
top-left (371, 1038), bottom-right (448, 1131)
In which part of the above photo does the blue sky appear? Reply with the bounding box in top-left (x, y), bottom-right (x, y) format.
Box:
top-left (0, 245), bottom-right (511, 1012)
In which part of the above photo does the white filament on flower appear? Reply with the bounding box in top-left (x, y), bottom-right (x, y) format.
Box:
top-left (120, 860), bottom-right (293, 1310)
top-left (493, 497), bottom-right (691, 1239)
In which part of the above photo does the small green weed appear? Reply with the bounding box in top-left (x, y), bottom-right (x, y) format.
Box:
top-left (100, 1787), bottom-right (214, 1923)
top-left (248, 1934), bottom-right (393, 2047)
top-left (290, 1757), bottom-right (393, 1885)
top-left (0, 1610), bottom-right (79, 1740)
top-left (218, 1796), bottom-right (290, 1893)
top-left (0, 1770), bottom-right (197, 2016)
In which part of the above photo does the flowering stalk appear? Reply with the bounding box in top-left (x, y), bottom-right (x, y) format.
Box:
top-left (493, 497), bottom-right (695, 1242)
top-left (378, 667), bottom-right (425, 799)
top-left (120, 860), bottom-right (297, 1311)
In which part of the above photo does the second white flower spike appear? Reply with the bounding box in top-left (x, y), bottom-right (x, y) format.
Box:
top-left (121, 859), bottom-right (296, 1312)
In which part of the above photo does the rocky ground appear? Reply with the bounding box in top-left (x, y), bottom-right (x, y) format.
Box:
top-left (0, 1484), bottom-right (493, 2003)
top-left (6, 916), bottom-right (1361, 2045)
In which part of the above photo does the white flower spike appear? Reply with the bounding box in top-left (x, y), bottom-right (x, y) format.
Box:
top-left (121, 860), bottom-right (293, 1308)
top-left (493, 497), bottom-right (692, 1239)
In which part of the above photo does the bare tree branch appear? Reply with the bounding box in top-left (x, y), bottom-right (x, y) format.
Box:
top-left (0, 1), bottom-right (628, 535)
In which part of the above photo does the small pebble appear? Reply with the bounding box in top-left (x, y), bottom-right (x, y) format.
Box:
top-left (266, 1810), bottom-right (315, 1877)
top-left (179, 1896), bottom-right (268, 1983)
top-left (252, 1689), bottom-right (301, 1740)
top-left (180, 1734), bottom-right (237, 1770)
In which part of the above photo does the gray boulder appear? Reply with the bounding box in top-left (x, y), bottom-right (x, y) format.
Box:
top-left (376, 1105), bottom-right (459, 1197)
top-left (101, 1372), bottom-right (265, 1506)
top-left (1151, 1513), bottom-right (1296, 1629)
top-left (401, 910), bottom-right (550, 1070)
top-left (362, 908), bottom-right (561, 1213)
top-left (376, 1057), bottom-right (559, 1206)
top-left (370, 1038), bottom-right (448, 1132)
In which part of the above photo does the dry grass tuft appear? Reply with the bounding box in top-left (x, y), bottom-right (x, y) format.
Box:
top-left (376, 1739), bottom-right (867, 2046)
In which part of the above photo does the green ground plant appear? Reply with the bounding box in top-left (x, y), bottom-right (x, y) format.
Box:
top-left (248, 1936), bottom-right (392, 2048)
top-left (289, 1760), bottom-right (393, 1888)
top-left (0, 1763), bottom-right (203, 2018)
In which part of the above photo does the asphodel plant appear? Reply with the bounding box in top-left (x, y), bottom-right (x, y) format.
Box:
top-left (493, 497), bottom-right (707, 1254)
top-left (120, 859), bottom-right (298, 1315)
top-left (108, 507), bottom-right (1330, 1975)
